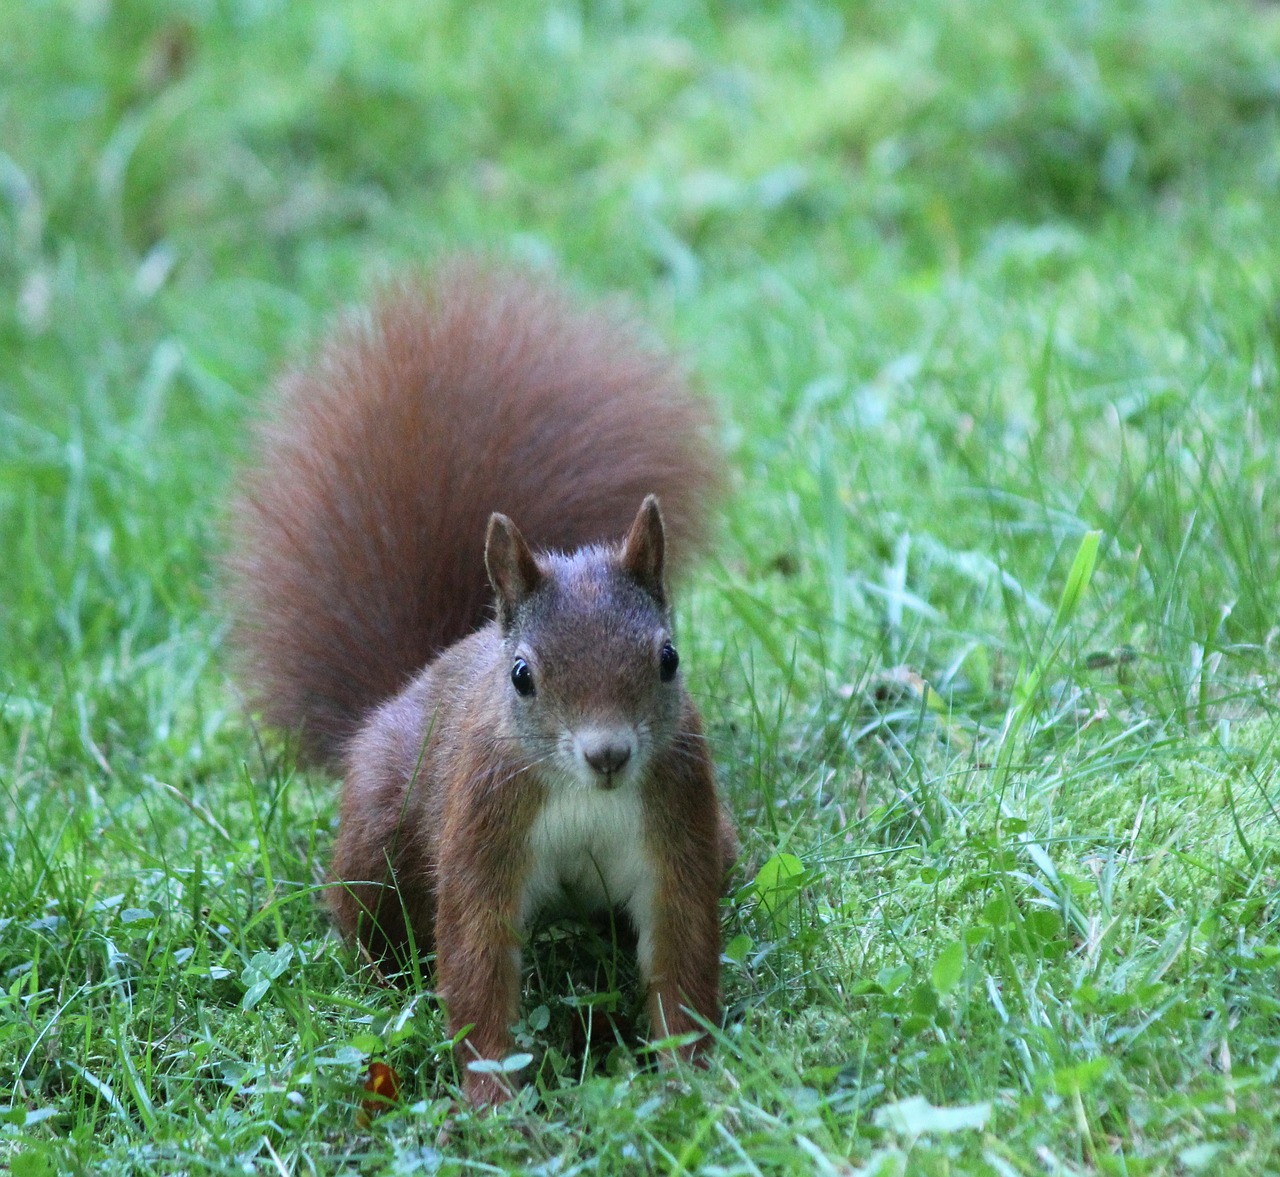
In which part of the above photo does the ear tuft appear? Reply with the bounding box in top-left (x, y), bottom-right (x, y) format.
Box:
top-left (622, 495), bottom-right (667, 606)
top-left (485, 513), bottom-right (543, 629)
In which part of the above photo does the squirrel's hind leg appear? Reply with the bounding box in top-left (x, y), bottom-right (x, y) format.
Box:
top-left (329, 729), bottom-right (440, 979)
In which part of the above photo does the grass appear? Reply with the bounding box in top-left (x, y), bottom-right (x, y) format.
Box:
top-left (3, 0), bottom-right (1280, 1171)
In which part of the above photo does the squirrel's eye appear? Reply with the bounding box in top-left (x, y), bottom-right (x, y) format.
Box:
top-left (511, 658), bottom-right (536, 697)
top-left (659, 641), bottom-right (679, 682)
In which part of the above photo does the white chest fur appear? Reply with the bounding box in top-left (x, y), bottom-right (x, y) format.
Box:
top-left (520, 784), bottom-right (656, 939)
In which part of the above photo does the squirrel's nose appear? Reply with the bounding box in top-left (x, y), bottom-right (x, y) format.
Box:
top-left (578, 731), bottom-right (634, 782)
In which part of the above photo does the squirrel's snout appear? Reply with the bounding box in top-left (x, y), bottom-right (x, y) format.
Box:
top-left (576, 728), bottom-right (636, 787)
top-left (586, 742), bottom-right (631, 775)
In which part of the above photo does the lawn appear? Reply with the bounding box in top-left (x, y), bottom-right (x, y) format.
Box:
top-left (3, 0), bottom-right (1280, 1172)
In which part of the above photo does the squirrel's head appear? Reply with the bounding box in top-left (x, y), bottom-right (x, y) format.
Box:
top-left (485, 495), bottom-right (685, 792)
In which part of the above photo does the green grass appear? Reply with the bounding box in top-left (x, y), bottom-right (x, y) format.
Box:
top-left (4, 0), bottom-right (1280, 1171)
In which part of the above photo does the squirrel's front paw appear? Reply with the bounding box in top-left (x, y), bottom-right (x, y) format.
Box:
top-left (462, 1067), bottom-right (518, 1108)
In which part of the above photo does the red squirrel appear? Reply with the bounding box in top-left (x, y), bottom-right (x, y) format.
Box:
top-left (225, 259), bottom-right (737, 1106)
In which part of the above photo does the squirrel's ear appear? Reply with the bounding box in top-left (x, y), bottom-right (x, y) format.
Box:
top-left (486, 513), bottom-right (543, 628)
top-left (622, 494), bottom-right (667, 606)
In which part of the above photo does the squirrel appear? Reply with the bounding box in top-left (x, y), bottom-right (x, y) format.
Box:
top-left (225, 258), bottom-right (738, 1106)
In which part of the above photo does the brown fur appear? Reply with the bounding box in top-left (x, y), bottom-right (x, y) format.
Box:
top-left (643, 703), bottom-right (733, 1046)
top-left (224, 261), bottom-right (736, 1106)
top-left (226, 259), bottom-right (723, 767)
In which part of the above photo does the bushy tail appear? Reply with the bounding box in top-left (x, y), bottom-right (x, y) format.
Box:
top-left (224, 258), bottom-right (724, 769)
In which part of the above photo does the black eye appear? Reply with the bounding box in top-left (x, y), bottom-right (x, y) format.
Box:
top-left (511, 658), bottom-right (535, 697)
top-left (659, 641), bottom-right (679, 682)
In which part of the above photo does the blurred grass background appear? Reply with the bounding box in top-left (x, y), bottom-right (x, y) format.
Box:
top-left (3, 1), bottom-right (1280, 1172)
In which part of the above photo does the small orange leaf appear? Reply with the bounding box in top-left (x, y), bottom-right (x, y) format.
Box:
top-left (357, 1061), bottom-right (401, 1126)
